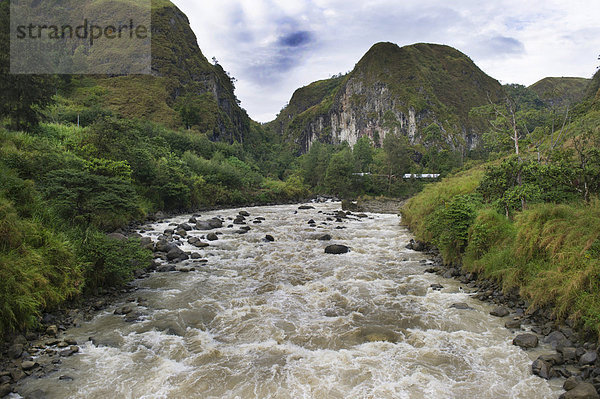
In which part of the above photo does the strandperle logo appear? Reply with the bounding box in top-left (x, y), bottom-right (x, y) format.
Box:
top-left (10, 0), bottom-right (151, 75)
top-left (14, 19), bottom-right (149, 46)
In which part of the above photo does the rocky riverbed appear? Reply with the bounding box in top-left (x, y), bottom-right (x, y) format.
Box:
top-left (407, 239), bottom-right (600, 399)
top-left (0, 201), bottom-right (585, 398)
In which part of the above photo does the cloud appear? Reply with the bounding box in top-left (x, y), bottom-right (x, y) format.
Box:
top-left (278, 30), bottom-right (313, 47)
top-left (172, 0), bottom-right (600, 121)
top-left (470, 35), bottom-right (525, 59)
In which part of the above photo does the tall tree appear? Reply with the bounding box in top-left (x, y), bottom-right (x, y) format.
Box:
top-left (0, 1), bottom-right (56, 130)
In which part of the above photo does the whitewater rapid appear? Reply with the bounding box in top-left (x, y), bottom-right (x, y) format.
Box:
top-left (16, 202), bottom-right (562, 398)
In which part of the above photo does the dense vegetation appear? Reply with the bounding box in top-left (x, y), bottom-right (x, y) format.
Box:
top-left (402, 69), bottom-right (600, 334)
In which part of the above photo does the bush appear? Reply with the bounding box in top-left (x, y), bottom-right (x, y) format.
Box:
top-left (43, 168), bottom-right (141, 230)
top-left (77, 229), bottom-right (152, 292)
top-left (425, 193), bottom-right (482, 264)
top-left (0, 197), bottom-right (82, 336)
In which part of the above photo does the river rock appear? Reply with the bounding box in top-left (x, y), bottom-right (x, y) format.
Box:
top-left (167, 247), bottom-right (188, 261)
top-left (298, 205), bottom-right (314, 210)
top-left (155, 240), bottom-right (174, 253)
top-left (157, 265), bottom-right (176, 273)
top-left (325, 245), bottom-right (349, 254)
top-left (317, 234), bottom-right (332, 241)
top-left (107, 232), bottom-right (127, 241)
top-left (545, 331), bottom-right (572, 349)
top-left (0, 384), bottom-right (11, 397)
top-left (580, 351), bottom-right (598, 366)
top-left (564, 376), bottom-right (583, 391)
top-left (46, 325), bottom-right (58, 337)
top-left (532, 358), bottom-right (552, 379)
top-left (450, 303), bottom-right (473, 310)
top-left (505, 319), bottom-right (522, 329)
top-left (539, 353), bottom-right (564, 366)
top-left (560, 347), bottom-right (578, 363)
top-left (207, 233), bottom-right (219, 241)
top-left (140, 237), bottom-right (154, 250)
top-left (59, 346), bottom-right (79, 357)
top-left (8, 344), bottom-right (23, 359)
top-left (11, 369), bottom-right (25, 382)
top-left (559, 383), bottom-right (600, 399)
top-left (196, 218), bottom-right (223, 230)
top-left (114, 305), bottom-right (133, 315)
top-left (239, 211), bottom-right (250, 217)
top-left (178, 223), bottom-right (192, 231)
top-left (513, 333), bottom-right (538, 349)
top-left (430, 284), bottom-right (444, 291)
top-left (490, 306), bottom-right (510, 317)
top-left (21, 361), bottom-right (37, 371)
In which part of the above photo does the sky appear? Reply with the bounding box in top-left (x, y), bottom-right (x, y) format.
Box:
top-left (171, 0), bottom-right (600, 122)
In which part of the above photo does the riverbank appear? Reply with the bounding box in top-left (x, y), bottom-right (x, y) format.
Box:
top-left (400, 167), bottom-right (600, 398)
top-left (406, 240), bottom-right (599, 398)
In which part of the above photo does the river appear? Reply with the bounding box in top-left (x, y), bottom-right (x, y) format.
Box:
top-left (16, 202), bottom-right (562, 398)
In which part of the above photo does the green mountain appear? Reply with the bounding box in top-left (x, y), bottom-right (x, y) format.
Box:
top-left (586, 70), bottom-right (600, 110)
top-left (269, 42), bottom-right (504, 154)
top-left (58, 0), bottom-right (250, 142)
top-left (529, 77), bottom-right (590, 109)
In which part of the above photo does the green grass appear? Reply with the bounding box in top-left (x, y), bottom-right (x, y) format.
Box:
top-left (401, 164), bottom-right (485, 243)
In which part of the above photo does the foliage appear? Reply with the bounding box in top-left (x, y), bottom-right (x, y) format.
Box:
top-left (77, 230), bottom-right (152, 293)
top-left (425, 194), bottom-right (483, 264)
top-left (0, 191), bottom-right (82, 337)
top-left (401, 165), bottom-right (485, 243)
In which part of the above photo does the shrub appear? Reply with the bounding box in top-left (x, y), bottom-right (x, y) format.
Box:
top-left (77, 229), bottom-right (152, 292)
top-left (0, 197), bottom-right (82, 336)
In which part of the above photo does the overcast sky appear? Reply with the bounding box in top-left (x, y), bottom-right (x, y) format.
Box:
top-left (171, 0), bottom-right (600, 122)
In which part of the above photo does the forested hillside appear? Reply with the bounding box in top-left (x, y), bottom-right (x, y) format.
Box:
top-left (402, 69), bottom-right (600, 333)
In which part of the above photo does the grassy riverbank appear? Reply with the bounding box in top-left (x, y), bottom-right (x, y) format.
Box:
top-left (401, 166), bottom-right (600, 335)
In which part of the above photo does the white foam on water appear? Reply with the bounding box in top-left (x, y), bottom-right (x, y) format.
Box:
top-left (16, 203), bottom-right (562, 398)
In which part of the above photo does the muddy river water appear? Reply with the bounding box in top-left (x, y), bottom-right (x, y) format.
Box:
top-left (17, 203), bottom-right (562, 398)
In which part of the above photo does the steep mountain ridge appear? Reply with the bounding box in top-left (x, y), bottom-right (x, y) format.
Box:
top-left (529, 77), bottom-right (590, 109)
top-left (61, 0), bottom-right (250, 141)
top-left (270, 42), bottom-right (504, 154)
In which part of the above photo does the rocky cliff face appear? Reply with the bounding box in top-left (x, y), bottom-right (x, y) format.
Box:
top-left (270, 42), bottom-right (504, 154)
top-left (150, 0), bottom-right (250, 141)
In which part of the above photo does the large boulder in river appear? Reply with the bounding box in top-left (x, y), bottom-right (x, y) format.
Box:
top-left (166, 247), bottom-right (188, 261)
top-left (490, 306), bottom-right (509, 317)
top-left (559, 383), bottom-right (600, 399)
top-left (196, 218), bottom-right (223, 230)
top-left (206, 233), bottom-right (219, 241)
top-left (532, 358), bottom-right (552, 379)
top-left (325, 245), bottom-right (349, 254)
top-left (155, 240), bottom-right (175, 253)
top-left (513, 333), bottom-right (538, 349)
top-left (579, 351), bottom-right (598, 366)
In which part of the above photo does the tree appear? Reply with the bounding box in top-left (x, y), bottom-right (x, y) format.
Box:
top-left (0, 1), bottom-right (56, 130)
top-left (323, 147), bottom-right (355, 197)
top-left (353, 136), bottom-right (373, 171)
top-left (383, 133), bottom-right (411, 191)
